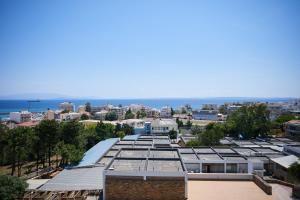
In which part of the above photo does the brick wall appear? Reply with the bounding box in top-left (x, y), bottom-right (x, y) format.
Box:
top-left (105, 176), bottom-right (186, 200)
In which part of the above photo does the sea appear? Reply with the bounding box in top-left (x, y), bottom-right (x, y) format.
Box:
top-left (0, 97), bottom-right (293, 120)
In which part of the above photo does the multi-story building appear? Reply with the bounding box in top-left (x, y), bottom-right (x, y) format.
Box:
top-left (146, 108), bottom-right (160, 118)
top-left (128, 104), bottom-right (145, 113)
top-left (227, 105), bottom-right (242, 114)
top-left (94, 110), bottom-right (109, 120)
top-left (59, 102), bottom-right (74, 112)
top-left (45, 109), bottom-right (55, 120)
top-left (177, 104), bottom-right (192, 114)
top-left (77, 105), bottom-right (86, 113)
top-left (9, 111), bottom-right (32, 123)
top-left (192, 110), bottom-right (218, 121)
top-left (110, 107), bottom-right (124, 120)
top-left (267, 103), bottom-right (286, 120)
top-left (124, 119), bottom-right (145, 134)
top-left (160, 106), bottom-right (172, 118)
top-left (151, 119), bottom-right (178, 134)
top-left (60, 112), bottom-right (81, 121)
top-left (285, 120), bottom-right (300, 137)
top-left (201, 104), bottom-right (218, 110)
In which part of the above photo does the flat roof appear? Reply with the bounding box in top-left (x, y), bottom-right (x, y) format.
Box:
top-left (253, 148), bottom-right (279, 154)
top-left (123, 134), bottom-right (140, 141)
top-left (223, 156), bottom-right (246, 161)
top-left (178, 148), bottom-right (194, 154)
top-left (117, 149), bottom-right (149, 158)
top-left (117, 140), bottom-right (135, 145)
top-left (105, 150), bottom-right (119, 157)
top-left (98, 157), bottom-right (113, 166)
top-left (180, 153), bottom-right (199, 161)
top-left (147, 160), bottom-right (183, 172)
top-left (106, 148), bottom-right (185, 172)
top-left (213, 148), bottom-right (236, 154)
top-left (197, 154), bottom-right (222, 161)
top-left (233, 148), bottom-right (256, 156)
top-left (188, 181), bottom-right (273, 200)
top-left (109, 159), bottom-right (146, 171)
top-left (149, 150), bottom-right (179, 159)
top-left (135, 140), bottom-right (153, 145)
top-left (193, 148), bottom-right (214, 154)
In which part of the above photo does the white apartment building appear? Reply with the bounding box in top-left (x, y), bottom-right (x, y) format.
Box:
top-left (151, 119), bottom-right (178, 134)
top-left (160, 106), bottom-right (172, 118)
top-left (95, 110), bottom-right (109, 120)
top-left (9, 111), bottom-right (32, 123)
top-left (60, 112), bottom-right (81, 121)
top-left (59, 102), bottom-right (74, 112)
top-left (124, 119), bottom-right (145, 129)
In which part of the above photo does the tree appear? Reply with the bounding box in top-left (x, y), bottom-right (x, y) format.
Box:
top-left (35, 120), bottom-right (60, 167)
top-left (55, 142), bottom-right (83, 165)
top-left (219, 105), bottom-right (227, 114)
top-left (115, 123), bottom-right (122, 133)
top-left (85, 102), bottom-right (91, 113)
top-left (122, 124), bottom-right (134, 135)
top-left (288, 162), bottom-right (300, 184)
top-left (0, 124), bottom-right (9, 165)
top-left (136, 110), bottom-right (146, 119)
top-left (275, 114), bottom-right (297, 124)
top-left (186, 120), bottom-right (192, 128)
top-left (80, 125), bottom-right (99, 150)
top-left (61, 109), bottom-right (69, 114)
top-left (190, 126), bottom-right (202, 135)
top-left (171, 107), bottom-right (175, 116)
top-left (168, 129), bottom-right (177, 140)
top-left (198, 123), bottom-right (224, 146)
top-left (95, 121), bottom-right (115, 140)
top-left (116, 131), bottom-right (125, 139)
top-left (176, 118), bottom-right (184, 128)
top-left (105, 112), bottom-right (118, 121)
top-left (271, 114), bottom-right (298, 132)
top-left (80, 113), bottom-right (89, 120)
top-left (186, 139), bottom-right (201, 147)
top-left (60, 121), bottom-right (83, 145)
top-left (125, 109), bottom-right (135, 119)
top-left (225, 104), bottom-right (271, 139)
top-left (0, 175), bottom-right (28, 200)
top-left (8, 127), bottom-right (35, 176)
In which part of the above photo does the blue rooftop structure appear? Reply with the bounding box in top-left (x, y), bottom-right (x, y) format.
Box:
top-left (123, 134), bottom-right (140, 141)
top-left (77, 138), bottom-right (119, 167)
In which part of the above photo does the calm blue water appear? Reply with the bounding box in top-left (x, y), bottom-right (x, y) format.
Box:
top-left (0, 97), bottom-right (292, 120)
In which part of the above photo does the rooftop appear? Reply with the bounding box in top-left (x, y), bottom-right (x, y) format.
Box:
top-left (39, 166), bottom-right (105, 191)
top-left (271, 155), bottom-right (300, 169)
top-left (106, 148), bottom-right (184, 172)
top-left (77, 138), bottom-right (119, 167)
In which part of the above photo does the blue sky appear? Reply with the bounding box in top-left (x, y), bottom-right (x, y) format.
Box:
top-left (0, 0), bottom-right (299, 98)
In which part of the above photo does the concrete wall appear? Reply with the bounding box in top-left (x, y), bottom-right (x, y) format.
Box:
top-left (105, 176), bottom-right (186, 200)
